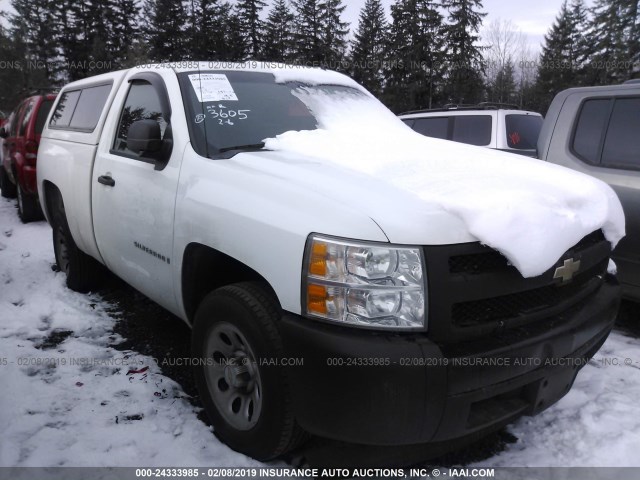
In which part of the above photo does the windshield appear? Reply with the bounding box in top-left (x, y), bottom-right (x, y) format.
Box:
top-left (505, 114), bottom-right (543, 150)
top-left (178, 71), bottom-right (368, 157)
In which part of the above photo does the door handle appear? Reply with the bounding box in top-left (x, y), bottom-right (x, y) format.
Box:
top-left (97, 175), bottom-right (115, 187)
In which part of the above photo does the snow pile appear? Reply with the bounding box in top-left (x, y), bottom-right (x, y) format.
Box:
top-left (264, 88), bottom-right (625, 278)
top-left (0, 199), bottom-right (262, 467)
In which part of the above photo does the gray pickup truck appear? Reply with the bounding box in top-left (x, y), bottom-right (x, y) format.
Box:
top-left (537, 80), bottom-right (640, 301)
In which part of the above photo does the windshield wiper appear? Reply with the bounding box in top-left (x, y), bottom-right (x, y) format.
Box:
top-left (217, 142), bottom-right (267, 153)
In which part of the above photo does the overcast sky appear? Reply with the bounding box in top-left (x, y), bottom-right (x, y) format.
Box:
top-left (0, 0), bottom-right (593, 53)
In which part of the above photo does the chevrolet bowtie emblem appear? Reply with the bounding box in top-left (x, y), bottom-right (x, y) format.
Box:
top-left (553, 258), bottom-right (581, 283)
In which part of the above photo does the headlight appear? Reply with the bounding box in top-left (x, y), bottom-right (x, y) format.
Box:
top-left (302, 234), bottom-right (426, 330)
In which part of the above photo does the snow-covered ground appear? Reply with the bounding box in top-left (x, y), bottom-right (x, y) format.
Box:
top-left (1, 195), bottom-right (640, 467)
top-left (0, 197), bottom-right (263, 467)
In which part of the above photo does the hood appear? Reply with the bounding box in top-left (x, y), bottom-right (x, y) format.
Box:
top-left (254, 89), bottom-right (625, 278)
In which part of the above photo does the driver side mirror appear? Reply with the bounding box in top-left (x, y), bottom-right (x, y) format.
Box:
top-left (127, 120), bottom-right (162, 154)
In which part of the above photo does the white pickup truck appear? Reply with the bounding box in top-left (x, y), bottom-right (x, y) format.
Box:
top-left (37, 62), bottom-right (625, 462)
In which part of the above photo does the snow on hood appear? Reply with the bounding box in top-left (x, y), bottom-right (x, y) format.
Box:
top-left (263, 87), bottom-right (625, 278)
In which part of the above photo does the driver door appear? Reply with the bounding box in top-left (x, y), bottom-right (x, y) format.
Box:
top-left (92, 73), bottom-right (180, 313)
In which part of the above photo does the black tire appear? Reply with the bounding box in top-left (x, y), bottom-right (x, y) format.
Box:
top-left (50, 190), bottom-right (105, 293)
top-left (17, 182), bottom-right (43, 223)
top-left (192, 282), bottom-right (306, 460)
top-left (0, 166), bottom-right (17, 199)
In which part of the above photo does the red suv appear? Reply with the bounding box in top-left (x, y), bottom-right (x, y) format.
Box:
top-left (0, 92), bottom-right (56, 222)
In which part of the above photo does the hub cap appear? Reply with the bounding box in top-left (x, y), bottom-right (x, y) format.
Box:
top-left (205, 322), bottom-right (262, 430)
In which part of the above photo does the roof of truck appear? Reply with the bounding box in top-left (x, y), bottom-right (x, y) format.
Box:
top-left (57, 62), bottom-right (366, 96)
top-left (170, 61), bottom-right (365, 90)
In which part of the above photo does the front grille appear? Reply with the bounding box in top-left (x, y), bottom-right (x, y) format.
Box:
top-left (449, 250), bottom-right (509, 275)
top-left (424, 229), bottom-right (612, 342)
top-left (452, 259), bottom-right (608, 326)
top-left (448, 230), bottom-right (605, 276)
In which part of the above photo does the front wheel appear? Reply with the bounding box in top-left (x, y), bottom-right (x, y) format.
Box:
top-left (192, 282), bottom-right (305, 460)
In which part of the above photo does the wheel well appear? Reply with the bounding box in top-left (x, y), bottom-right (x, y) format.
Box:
top-left (181, 243), bottom-right (278, 323)
top-left (42, 180), bottom-right (62, 221)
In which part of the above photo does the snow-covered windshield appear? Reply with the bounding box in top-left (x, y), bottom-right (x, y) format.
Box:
top-left (178, 71), bottom-right (368, 157)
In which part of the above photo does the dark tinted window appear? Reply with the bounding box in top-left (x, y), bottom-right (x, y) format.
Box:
top-left (69, 84), bottom-right (112, 130)
top-left (179, 71), bottom-right (324, 156)
top-left (505, 114), bottom-right (543, 150)
top-left (50, 90), bottom-right (81, 128)
top-left (572, 98), bottom-right (611, 164)
top-left (411, 117), bottom-right (449, 140)
top-left (452, 115), bottom-right (492, 146)
top-left (114, 82), bottom-right (167, 156)
top-left (601, 98), bottom-right (640, 169)
top-left (19, 100), bottom-right (35, 136)
top-left (401, 119), bottom-right (415, 128)
top-left (35, 99), bottom-right (54, 134)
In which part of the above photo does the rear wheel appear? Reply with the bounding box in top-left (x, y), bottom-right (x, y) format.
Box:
top-left (50, 190), bottom-right (104, 292)
top-left (192, 282), bottom-right (305, 460)
top-left (17, 183), bottom-right (43, 223)
top-left (0, 166), bottom-right (16, 199)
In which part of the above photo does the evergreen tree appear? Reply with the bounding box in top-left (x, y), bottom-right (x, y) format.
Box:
top-left (291, 0), bottom-right (323, 63)
top-left (107, 0), bottom-right (141, 68)
top-left (189, 0), bottom-right (225, 59)
top-left (10, 0), bottom-right (60, 83)
top-left (0, 14), bottom-right (28, 111)
top-left (568, 0), bottom-right (590, 82)
top-left (350, 0), bottom-right (388, 96)
top-left (143, 0), bottom-right (189, 62)
top-left (237, 0), bottom-right (267, 59)
top-left (442, 0), bottom-right (486, 104)
top-left (320, 0), bottom-right (349, 68)
top-left (291, 0), bottom-right (349, 67)
top-left (535, 1), bottom-right (581, 111)
top-left (487, 59), bottom-right (516, 103)
top-left (263, 0), bottom-right (295, 62)
top-left (586, 0), bottom-right (638, 84)
top-left (224, 7), bottom-right (248, 60)
top-left (383, 0), bottom-right (446, 112)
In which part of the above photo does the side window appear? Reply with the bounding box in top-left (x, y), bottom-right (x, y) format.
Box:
top-left (50, 90), bottom-right (81, 128)
top-left (401, 119), bottom-right (415, 128)
top-left (452, 115), bottom-right (492, 146)
top-left (113, 82), bottom-right (167, 157)
top-left (571, 98), bottom-right (611, 164)
top-left (49, 84), bottom-right (111, 131)
top-left (69, 84), bottom-right (112, 130)
top-left (601, 98), bottom-right (640, 169)
top-left (412, 117), bottom-right (449, 140)
top-left (19, 100), bottom-right (35, 136)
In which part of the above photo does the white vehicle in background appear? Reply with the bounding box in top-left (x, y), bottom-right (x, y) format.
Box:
top-left (36, 62), bottom-right (623, 463)
top-left (399, 103), bottom-right (544, 157)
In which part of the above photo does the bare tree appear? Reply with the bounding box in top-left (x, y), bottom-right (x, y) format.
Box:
top-left (483, 18), bottom-right (536, 106)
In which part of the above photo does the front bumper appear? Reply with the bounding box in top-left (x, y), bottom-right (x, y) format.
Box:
top-left (279, 276), bottom-right (619, 446)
